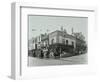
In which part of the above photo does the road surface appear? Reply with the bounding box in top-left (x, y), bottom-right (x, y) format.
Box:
top-left (28, 54), bottom-right (87, 66)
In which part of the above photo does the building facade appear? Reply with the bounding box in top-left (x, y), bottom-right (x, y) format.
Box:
top-left (31, 33), bottom-right (49, 49)
top-left (49, 30), bottom-right (76, 48)
top-left (29, 29), bottom-right (87, 55)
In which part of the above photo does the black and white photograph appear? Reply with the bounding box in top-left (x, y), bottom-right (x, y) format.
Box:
top-left (28, 15), bottom-right (88, 66)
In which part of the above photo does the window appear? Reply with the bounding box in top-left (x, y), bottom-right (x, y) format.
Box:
top-left (62, 39), bottom-right (65, 44)
top-left (45, 41), bottom-right (48, 47)
top-left (72, 41), bottom-right (74, 47)
top-left (39, 36), bottom-right (40, 41)
top-left (51, 39), bottom-right (54, 44)
top-left (33, 40), bottom-right (34, 43)
top-left (66, 40), bottom-right (68, 45)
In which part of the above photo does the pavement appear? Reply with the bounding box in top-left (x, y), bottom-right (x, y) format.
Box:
top-left (28, 54), bottom-right (87, 66)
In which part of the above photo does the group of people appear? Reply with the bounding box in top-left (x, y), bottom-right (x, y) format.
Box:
top-left (32, 47), bottom-right (61, 59)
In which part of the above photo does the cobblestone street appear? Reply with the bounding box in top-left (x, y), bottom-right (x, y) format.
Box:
top-left (28, 54), bottom-right (87, 66)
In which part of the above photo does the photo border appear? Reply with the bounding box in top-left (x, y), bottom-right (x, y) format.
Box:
top-left (11, 2), bottom-right (96, 80)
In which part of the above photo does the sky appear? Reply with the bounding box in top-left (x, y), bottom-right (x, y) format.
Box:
top-left (28, 15), bottom-right (88, 42)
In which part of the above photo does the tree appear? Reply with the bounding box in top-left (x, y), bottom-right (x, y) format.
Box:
top-left (73, 32), bottom-right (85, 41)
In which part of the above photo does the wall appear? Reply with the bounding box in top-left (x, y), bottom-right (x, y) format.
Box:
top-left (59, 36), bottom-right (76, 45)
top-left (49, 31), bottom-right (76, 48)
top-left (0, 0), bottom-right (100, 81)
